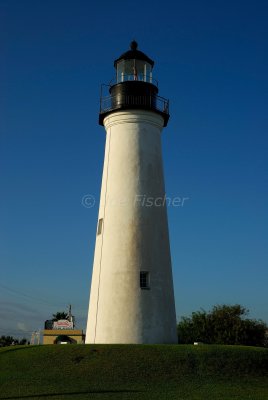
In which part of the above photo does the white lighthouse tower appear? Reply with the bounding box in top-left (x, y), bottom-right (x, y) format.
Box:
top-left (86, 41), bottom-right (177, 344)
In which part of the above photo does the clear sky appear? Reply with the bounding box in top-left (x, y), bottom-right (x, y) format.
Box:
top-left (1, 0), bottom-right (267, 339)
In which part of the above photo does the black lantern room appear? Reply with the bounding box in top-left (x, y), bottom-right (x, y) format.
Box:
top-left (99, 41), bottom-right (170, 126)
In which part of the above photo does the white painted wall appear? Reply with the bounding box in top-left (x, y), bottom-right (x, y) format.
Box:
top-left (86, 110), bottom-right (177, 344)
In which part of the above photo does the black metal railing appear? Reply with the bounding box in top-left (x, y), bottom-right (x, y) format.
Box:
top-left (100, 94), bottom-right (169, 115)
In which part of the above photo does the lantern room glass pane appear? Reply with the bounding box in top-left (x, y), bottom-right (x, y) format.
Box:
top-left (116, 60), bottom-right (124, 82)
top-left (116, 60), bottom-right (152, 83)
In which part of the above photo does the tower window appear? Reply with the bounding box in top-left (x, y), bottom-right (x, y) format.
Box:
top-left (140, 271), bottom-right (150, 289)
top-left (97, 218), bottom-right (103, 235)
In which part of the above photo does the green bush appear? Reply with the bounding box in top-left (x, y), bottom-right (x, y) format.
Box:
top-left (177, 304), bottom-right (267, 346)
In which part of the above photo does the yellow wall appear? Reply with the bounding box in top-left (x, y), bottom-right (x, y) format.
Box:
top-left (42, 329), bottom-right (85, 345)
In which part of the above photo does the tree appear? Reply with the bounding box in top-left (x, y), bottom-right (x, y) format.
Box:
top-left (0, 336), bottom-right (16, 347)
top-left (0, 336), bottom-right (28, 347)
top-left (177, 304), bottom-right (267, 347)
top-left (52, 311), bottom-right (69, 321)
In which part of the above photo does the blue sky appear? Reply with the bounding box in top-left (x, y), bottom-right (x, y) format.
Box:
top-left (1, 0), bottom-right (267, 339)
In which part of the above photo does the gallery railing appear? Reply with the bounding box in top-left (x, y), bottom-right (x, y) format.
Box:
top-left (100, 93), bottom-right (169, 115)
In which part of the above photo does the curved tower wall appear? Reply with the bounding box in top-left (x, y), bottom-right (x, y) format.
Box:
top-left (86, 110), bottom-right (177, 344)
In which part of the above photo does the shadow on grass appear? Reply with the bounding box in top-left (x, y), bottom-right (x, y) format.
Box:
top-left (1, 389), bottom-right (142, 399)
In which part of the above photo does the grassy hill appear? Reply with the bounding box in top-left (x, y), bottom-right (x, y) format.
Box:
top-left (0, 344), bottom-right (267, 399)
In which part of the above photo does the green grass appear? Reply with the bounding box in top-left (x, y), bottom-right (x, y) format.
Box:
top-left (0, 344), bottom-right (267, 399)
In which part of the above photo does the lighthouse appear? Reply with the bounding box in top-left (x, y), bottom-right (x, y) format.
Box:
top-left (86, 41), bottom-right (177, 344)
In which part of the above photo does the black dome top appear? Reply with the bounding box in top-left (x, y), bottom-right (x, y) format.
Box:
top-left (114, 41), bottom-right (154, 67)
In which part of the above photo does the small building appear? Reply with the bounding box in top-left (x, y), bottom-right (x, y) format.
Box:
top-left (42, 306), bottom-right (85, 344)
top-left (42, 329), bottom-right (85, 344)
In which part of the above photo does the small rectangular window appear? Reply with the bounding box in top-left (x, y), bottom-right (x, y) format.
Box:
top-left (97, 218), bottom-right (103, 235)
top-left (140, 271), bottom-right (150, 289)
